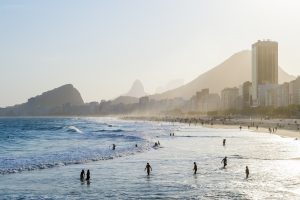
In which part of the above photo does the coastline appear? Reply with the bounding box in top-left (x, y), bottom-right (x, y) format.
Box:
top-left (202, 123), bottom-right (300, 139)
top-left (122, 115), bottom-right (300, 140)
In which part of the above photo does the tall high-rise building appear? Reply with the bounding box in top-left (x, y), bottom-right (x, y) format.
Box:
top-left (252, 40), bottom-right (278, 106)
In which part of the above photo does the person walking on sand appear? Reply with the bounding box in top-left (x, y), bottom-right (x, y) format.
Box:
top-left (193, 162), bottom-right (198, 174)
top-left (80, 169), bottom-right (85, 180)
top-left (221, 156), bottom-right (227, 168)
top-left (245, 166), bottom-right (249, 179)
top-left (86, 169), bottom-right (90, 181)
top-left (145, 162), bottom-right (152, 176)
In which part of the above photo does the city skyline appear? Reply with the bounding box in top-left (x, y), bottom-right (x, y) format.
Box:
top-left (1, 0), bottom-right (300, 107)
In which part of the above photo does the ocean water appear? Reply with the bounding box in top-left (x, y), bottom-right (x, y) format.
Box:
top-left (0, 117), bottom-right (300, 199)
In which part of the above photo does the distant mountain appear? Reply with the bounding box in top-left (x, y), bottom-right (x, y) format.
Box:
top-left (151, 50), bottom-right (295, 100)
top-left (0, 84), bottom-right (84, 116)
top-left (155, 79), bottom-right (185, 94)
top-left (124, 80), bottom-right (148, 98)
top-left (27, 84), bottom-right (84, 107)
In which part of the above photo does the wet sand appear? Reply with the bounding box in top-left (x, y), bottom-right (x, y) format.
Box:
top-left (203, 124), bottom-right (300, 139)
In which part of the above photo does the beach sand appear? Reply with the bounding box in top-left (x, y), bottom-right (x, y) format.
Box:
top-left (203, 123), bottom-right (300, 139)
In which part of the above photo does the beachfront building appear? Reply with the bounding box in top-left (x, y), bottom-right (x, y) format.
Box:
top-left (194, 89), bottom-right (220, 113)
top-left (257, 84), bottom-right (277, 107)
top-left (201, 94), bottom-right (220, 113)
top-left (139, 96), bottom-right (149, 106)
top-left (276, 82), bottom-right (289, 107)
top-left (221, 87), bottom-right (239, 110)
top-left (242, 81), bottom-right (252, 108)
top-left (195, 88), bottom-right (209, 111)
top-left (289, 77), bottom-right (300, 105)
top-left (252, 40), bottom-right (278, 106)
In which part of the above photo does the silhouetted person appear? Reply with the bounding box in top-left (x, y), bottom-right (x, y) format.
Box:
top-left (135, 144), bottom-right (138, 147)
top-left (112, 144), bottom-right (116, 150)
top-left (86, 169), bottom-right (90, 181)
top-left (80, 169), bottom-right (85, 180)
top-left (145, 162), bottom-right (152, 176)
top-left (154, 142), bottom-right (158, 147)
top-left (256, 125), bottom-right (258, 130)
top-left (193, 162), bottom-right (197, 174)
top-left (221, 156), bottom-right (227, 168)
top-left (223, 139), bottom-right (226, 146)
top-left (158, 141), bottom-right (160, 145)
top-left (239, 126), bottom-right (242, 131)
top-left (170, 133), bottom-right (172, 136)
top-left (245, 166), bottom-right (249, 179)
top-left (173, 133), bottom-right (175, 136)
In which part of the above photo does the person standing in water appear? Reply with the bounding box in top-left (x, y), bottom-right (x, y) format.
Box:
top-left (145, 162), bottom-right (152, 176)
top-left (86, 169), bottom-right (90, 181)
top-left (221, 156), bottom-right (227, 168)
top-left (245, 166), bottom-right (249, 179)
top-left (80, 169), bottom-right (85, 180)
top-left (193, 162), bottom-right (197, 174)
top-left (112, 144), bottom-right (116, 150)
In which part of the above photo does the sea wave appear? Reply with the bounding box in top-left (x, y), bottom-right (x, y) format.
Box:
top-left (93, 129), bottom-right (124, 133)
top-left (0, 144), bottom-right (150, 175)
top-left (66, 126), bottom-right (83, 133)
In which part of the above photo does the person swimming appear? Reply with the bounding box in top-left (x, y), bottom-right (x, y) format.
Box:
top-left (193, 162), bottom-right (197, 174)
top-left (86, 169), bottom-right (90, 181)
top-left (80, 169), bottom-right (85, 180)
top-left (221, 156), bottom-right (227, 168)
top-left (145, 162), bottom-right (152, 176)
top-left (245, 166), bottom-right (249, 179)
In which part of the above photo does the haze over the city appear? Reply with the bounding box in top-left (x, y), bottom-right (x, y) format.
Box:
top-left (1, 0), bottom-right (300, 107)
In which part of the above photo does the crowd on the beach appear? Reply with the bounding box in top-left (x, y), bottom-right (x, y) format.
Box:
top-left (124, 116), bottom-right (300, 133)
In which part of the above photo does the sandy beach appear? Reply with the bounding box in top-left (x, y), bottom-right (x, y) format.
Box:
top-left (124, 116), bottom-right (300, 139)
top-left (203, 123), bottom-right (300, 139)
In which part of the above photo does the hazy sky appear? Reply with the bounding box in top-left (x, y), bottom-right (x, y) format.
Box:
top-left (1, 0), bottom-right (300, 107)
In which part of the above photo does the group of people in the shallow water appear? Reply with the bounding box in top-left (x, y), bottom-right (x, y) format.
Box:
top-left (144, 139), bottom-right (250, 178)
top-left (81, 138), bottom-right (250, 182)
top-left (80, 169), bottom-right (90, 181)
top-left (145, 159), bottom-right (249, 179)
top-left (221, 138), bottom-right (250, 178)
top-left (112, 143), bottom-right (141, 149)
top-left (153, 140), bottom-right (160, 147)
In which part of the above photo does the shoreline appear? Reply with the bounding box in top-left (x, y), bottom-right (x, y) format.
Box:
top-left (122, 116), bottom-right (300, 140)
top-left (202, 123), bottom-right (300, 139)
